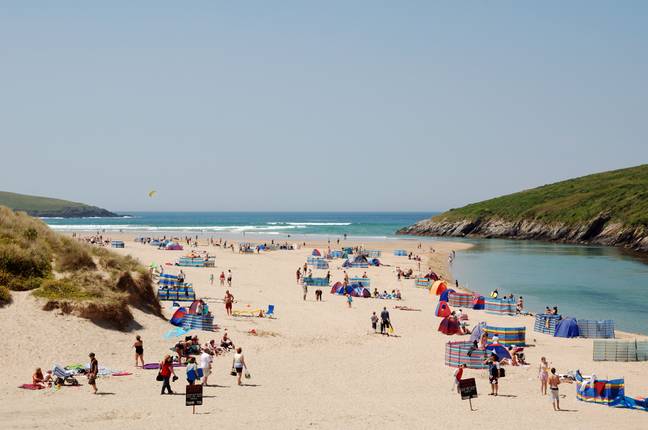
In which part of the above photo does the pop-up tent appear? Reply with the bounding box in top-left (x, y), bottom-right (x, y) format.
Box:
top-left (438, 316), bottom-right (461, 335)
top-left (435, 301), bottom-right (451, 317)
top-left (432, 280), bottom-right (448, 296)
top-left (554, 317), bottom-right (580, 338)
top-left (312, 249), bottom-right (321, 256)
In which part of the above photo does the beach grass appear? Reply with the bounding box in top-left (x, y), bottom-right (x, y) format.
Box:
top-left (0, 205), bottom-right (162, 326)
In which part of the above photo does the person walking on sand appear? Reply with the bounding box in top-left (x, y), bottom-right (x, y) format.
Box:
top-left (380, 307), bottom-right (391, 336)
top-left (232, 347), bottom-right (248, 386)
top-left (549, 368), bottom-right (562, 410)
top-left (186, 357), bottom-right (198, 386)
top-left (346, 293), bottom-right (353, 308)
top-left (200, 349), bottom-right (213, 386)
top-left (209, 273), bottom-right (214, 285)
top-left (224, 290), bottom-right (234, 316)
top-left (539, 356), bottom-right (550, 395)
top-left (227, 269), bottom-right (232, 287)
top-left (88, 352), bottom-right (98, 394)
top-left (133, 335), bottom-right (144, 367)
top-left (296, 268), bottom-right (301, 283)
top-left (371, 312), bottom-right (379, 333)
top-left (219, 271), bottom-right (225, 286)
top-left (303, 283), bottom-right (308, 301)
top-left (159, 355), bottom-right (176, 395)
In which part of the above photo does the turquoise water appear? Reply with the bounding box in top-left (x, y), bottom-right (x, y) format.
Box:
top-left (43, 211), bottom-right (434, 238)
top-left (43, 212), bottom-right (648, 334)
top-left (451, 240), bottom-right (648, 335)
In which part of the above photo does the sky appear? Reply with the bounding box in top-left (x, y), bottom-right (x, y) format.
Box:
top-left (0, 1), bottom-right (646, 212)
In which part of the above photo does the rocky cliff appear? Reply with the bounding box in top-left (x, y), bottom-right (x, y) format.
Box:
top-left (397, 214), bottom-right (648, 254)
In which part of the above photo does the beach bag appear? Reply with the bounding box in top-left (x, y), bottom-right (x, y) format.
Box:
top-left (230, 367), bottom-right (237, 376)
top-left (156, 372), bottom-right (163, 382)
top-left (244, 370), bottom-right (251, 379)
top-left (499, 368), bottom-right (506, 378)
top-left (388, 326), bottom-right (394, 334)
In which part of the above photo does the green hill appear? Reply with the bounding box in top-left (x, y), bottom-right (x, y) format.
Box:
top-left (0, 191), bottom-right (117, 218)
top-left (398, 164), bottom-right (648, 252)
top-left (0, 206), bottom-right (162, 329)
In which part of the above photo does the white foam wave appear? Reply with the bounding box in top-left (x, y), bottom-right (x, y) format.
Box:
top-left (267, 222), bottom-right (352, 226)
top-left (48, 224), bottom-right (306, 232)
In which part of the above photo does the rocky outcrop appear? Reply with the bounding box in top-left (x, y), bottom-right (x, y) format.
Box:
top-left (397, 214), bottom-right (648, 254)
top-left (31, 206), bottom-right (118, 218)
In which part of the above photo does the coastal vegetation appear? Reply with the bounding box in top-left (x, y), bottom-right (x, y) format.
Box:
top-left (399, 164), bottom-right (648, 252)
top-left (0, 206), bottom-right (161, 328)
top-left (0, 190), bottom-right (118, 218)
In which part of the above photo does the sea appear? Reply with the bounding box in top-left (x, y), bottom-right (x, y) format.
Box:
top-left (44, 212), bottom-right (648, 334)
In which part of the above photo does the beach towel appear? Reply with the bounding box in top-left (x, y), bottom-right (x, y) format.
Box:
top-left (18, 384), bottom-right (45, 390)
top-left (111, 372), bottom-right (132, 377)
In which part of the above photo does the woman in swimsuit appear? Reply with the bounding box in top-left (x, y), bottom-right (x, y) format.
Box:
top-left (32, 368), bottom-right (46, 388)
top-left (133, 335), bottom-right (144, 367)
top-left (539, 356), bottom-right (549, 395)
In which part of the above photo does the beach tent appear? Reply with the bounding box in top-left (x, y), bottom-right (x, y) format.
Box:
top-left (170, 307), bottom-right (187, 326)
top-left (343, 255), bottom-right (369, 268)
top-left (486, 344), bottom-right (512, 361)
top-left (312, 249), bottom-right (321, 256)
top-left (165, 242), bottom-right (183, 251)
top-left (484, 325), bottom-right (526, 346)
top-left (534, 314), bottom-right (562, 335)
top-left (554, 317), bottom-right (579, 338)
top-left (445, 341), bottom-right (489, 369)
top-left (469, 322), bottom-right (487, 343)
top-left (330, 281), bottom-right (343, 294)
top-left (472, 296), bottom-right (485, 310)
top-left (351, 286), bottom-right (371, 298)
top-left (432, 280), bottom-right (448, 296)
top-left (369, 258), bottom-right (381, 266)
top-left (439, 288), bottom-right (455, 303)
top-left (438, 316), bottom-right (461, 335)
top-left (435, 301), bottom-right (451, 318)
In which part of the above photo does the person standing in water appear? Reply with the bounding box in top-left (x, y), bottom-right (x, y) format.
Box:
top-left (133, 335), bottom-right (144, 367)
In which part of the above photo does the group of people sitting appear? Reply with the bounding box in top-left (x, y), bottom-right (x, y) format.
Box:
top-left (372, 288), bottom-right (402, 300)
top-left (396, 267), bottom-right (414, 280)
top-left (173, 332), bottom-right (235, 364)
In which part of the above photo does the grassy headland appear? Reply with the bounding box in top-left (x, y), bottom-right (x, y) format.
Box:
top-left (0, 191), bottom-right (117, 218)
top-left (399, 164), bottom-right (648, 252)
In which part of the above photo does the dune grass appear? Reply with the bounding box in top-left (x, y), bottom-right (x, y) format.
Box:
top-left (0, 206), bottom-right (162, 329)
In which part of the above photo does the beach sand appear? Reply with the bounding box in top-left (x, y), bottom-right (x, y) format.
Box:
top-left (1, 236), bottom-right (647, 429)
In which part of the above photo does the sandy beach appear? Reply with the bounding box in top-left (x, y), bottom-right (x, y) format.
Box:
top-left (1, 235), bottom-right (647, 430)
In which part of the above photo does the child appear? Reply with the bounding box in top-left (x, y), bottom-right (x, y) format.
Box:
top-left (346, 294), bottom-right (353, 308)
top-left (371, 312), bottom-right (379, 333)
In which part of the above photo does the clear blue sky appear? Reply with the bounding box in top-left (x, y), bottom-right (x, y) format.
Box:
top-left (1, 1), bottom-right (646, 211)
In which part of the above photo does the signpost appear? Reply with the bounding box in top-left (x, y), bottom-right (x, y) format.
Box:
top-left (186, 384), bottom-right (203, 414)
top-left (458, 378), bottom-right (477, 411)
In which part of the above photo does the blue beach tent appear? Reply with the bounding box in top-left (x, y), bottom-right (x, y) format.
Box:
top-left (554, 317), bottom-right (580, 338)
